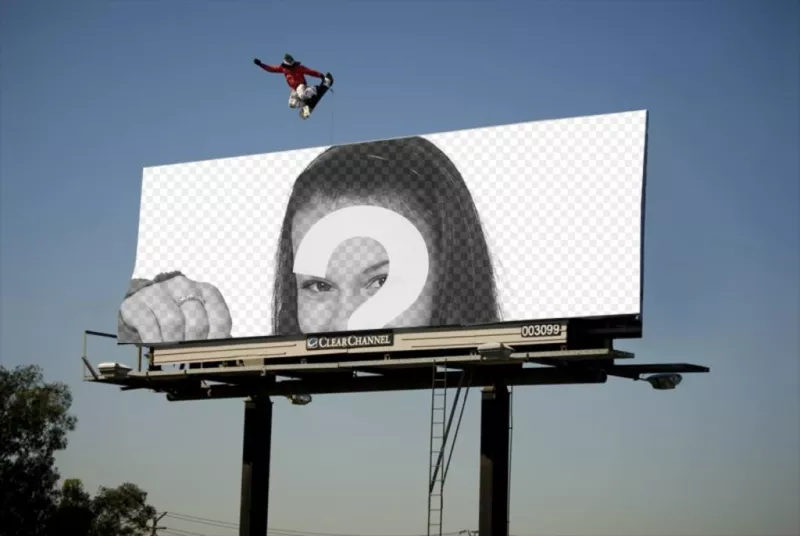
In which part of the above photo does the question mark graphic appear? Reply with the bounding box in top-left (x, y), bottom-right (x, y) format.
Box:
top-left (293, 205), bottom-right (430, 331)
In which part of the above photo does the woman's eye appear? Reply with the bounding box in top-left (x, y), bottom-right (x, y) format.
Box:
top-left (302, 280), bottom-right (332, 293)
top-left (367, 275), bottom-right (388, 290)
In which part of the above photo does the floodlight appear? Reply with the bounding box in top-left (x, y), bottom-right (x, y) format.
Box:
top-left (287, 394), bottom-right (312, 406)
top-left (477, 343), bottom-right (515, 360)
top-left (643, 373), bottom-right (682, 390)
top-left (97, 362), bottom-right (132, 379)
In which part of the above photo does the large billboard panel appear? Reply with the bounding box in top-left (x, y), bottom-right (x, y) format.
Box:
top-left (118, 110), bottom-right (648, 355)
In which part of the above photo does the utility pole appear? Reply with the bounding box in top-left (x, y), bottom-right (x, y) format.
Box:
top-left (150, 512), bottom-right (168, 536)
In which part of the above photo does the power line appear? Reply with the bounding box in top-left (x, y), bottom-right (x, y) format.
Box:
top-left (163, 511), bottom-right (469, 536)
top-left (162, 528), bottom-right (214, 536)
top-left (162, 510), bottom-right (539, 536)
top-left (165, 512), bottom-right (235, 530)
top-left (151, 511), bottom-right (168, 536)
top-left (163, 529), bottom-right (221, 536)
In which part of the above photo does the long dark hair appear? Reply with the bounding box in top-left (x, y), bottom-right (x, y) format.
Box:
top-left (272, 136), bottom-right (500, 335)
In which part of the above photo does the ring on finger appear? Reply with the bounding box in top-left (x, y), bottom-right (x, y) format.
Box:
top-left (178, 294), bottom-right (206, 307)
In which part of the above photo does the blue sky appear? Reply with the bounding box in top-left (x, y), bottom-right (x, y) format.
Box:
top-left (1, 0), bottom-right (798, 535)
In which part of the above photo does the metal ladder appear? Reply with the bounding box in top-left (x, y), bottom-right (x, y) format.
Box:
top-left (427, 365), bottom-right (447, 536)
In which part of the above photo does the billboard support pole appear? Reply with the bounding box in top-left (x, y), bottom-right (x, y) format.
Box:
top-left (478, 381), bottom-right (510, 536)
top-left (239, 395), bottom-right (273, 536)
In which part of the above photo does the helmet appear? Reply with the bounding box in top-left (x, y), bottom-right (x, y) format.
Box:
top-left (283, 53), bottom-right (296, 66)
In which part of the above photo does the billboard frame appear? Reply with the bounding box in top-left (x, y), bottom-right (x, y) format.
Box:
top-left (82, 327), bottom-right (708, 536)
top-left (134, 313), bottom-right (643, 366)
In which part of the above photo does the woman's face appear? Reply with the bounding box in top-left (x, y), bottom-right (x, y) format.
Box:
top-left (291, 194), bottom-right (439, 333)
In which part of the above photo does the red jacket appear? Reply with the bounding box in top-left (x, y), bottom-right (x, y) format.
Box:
top-left (257, 62), bottom-right (324, 90)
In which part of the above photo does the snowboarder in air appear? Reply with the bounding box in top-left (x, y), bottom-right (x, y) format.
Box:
top-left (253, 54), bottom-right (333, 118)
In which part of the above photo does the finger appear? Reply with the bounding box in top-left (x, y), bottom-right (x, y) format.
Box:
top-left (180, 299), bottom-right (209, 341)
top-left (119, 295), bottom-right (162, 343)
top-left (117, 310), bottom-right (143, 344)
top-left (137, 284), bottom-right (185, 342)
top-left (161, 274), bottom-right (200, 301)
top-left (197, 282), bottom-right (233, 339)
top-left (161, 276), bottom-right (210, 341)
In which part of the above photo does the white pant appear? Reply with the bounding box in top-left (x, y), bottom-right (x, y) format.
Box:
top-left (289, 84), bottom-right (317, 108)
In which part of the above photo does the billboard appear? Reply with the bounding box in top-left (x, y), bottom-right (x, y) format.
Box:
top-left (118, 110), bottom-right (648, 360)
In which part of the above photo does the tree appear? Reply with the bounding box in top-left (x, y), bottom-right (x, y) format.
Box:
top-left (50, 479), bottom-right (158, 536)
top-left (1, 364), bottom-right (158, 536)
top-left (90, 482), bottom-right (157, 536)
top-left (0, 365), bottom-right (77, 536)
top-left (50, 479), bottom-right (93, 536)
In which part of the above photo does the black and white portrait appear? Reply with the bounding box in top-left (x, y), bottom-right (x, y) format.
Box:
top-left (118, 111), bottom-right (647, 344)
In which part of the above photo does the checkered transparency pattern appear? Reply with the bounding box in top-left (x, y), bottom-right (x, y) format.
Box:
top-left (125, 110), bottom-right (647, 343)
top-left (428, 111), bottom-right (647, 321)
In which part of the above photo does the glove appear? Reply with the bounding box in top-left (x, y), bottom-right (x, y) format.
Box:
top-left (253, 58), bottom-right (262, 66)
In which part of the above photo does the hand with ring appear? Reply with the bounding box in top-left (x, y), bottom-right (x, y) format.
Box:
top-left (118, 271), bottom-right (233, 343)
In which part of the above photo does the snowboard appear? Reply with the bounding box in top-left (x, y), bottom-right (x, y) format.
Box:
top-left (300, 73), bottom-right (334, 120)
